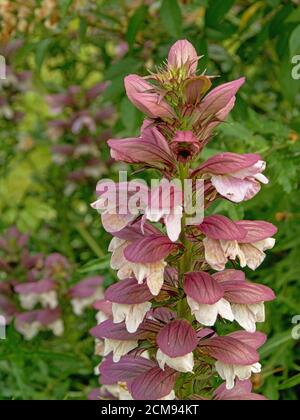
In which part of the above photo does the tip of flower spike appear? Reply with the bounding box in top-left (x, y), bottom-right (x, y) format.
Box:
top-left (168, 40), bottom-right (199, 75)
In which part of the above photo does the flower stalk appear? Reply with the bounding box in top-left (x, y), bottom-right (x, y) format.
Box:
top-left (91, 40), bottom-right (277, 401)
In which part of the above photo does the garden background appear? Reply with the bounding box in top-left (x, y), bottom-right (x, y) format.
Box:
top-left (0, 0), bottom-right (300, 400)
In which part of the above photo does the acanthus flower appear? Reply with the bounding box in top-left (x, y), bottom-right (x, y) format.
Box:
top-left (199, 215), bottom-right (277, 271)
top-left (199, 331), bottom-right (266, 390)
top-left (156, 319), bottom-right (198, 373)
top-left (69, 276), bottom-right (104, 316)
top-left (0, 227), bottom-right (71, 339)
top-left (184, 269), bottom-right (275, 332)
top-left (184, 271), bottom-right (234, 326)
top-left (193, 152), bottom-right (269, 203)
top-left (15, 308), bottom-right (64, 340)
top-left (92, 179), bottom-right (183, 242)
top-left (90, 320), bottom-right (148, 363)
top-left (213, 379), bottom-right (267, 401)
top-left (105, 278), bottom-right (153, 333)
top-left (14, 279), bottom-right (58, 310)
top-left (99, 354), bottom-right (177, 400)
top-left (213, 270), bottom-right (275, 332)
top-left (107, 222), bottom-right (180, 295)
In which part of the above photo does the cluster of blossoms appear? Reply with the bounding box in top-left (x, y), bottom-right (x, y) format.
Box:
top-left (90, 40), bottom-right (277, 400)
top-left (47, 83), bottom-right (115, 194)
top-left (0, 227), bottom-right (71, 340)
top-left (0, 226), bottom-right (107, 340)
top-left (0, 0), bottom-right (80, 42)
top-left (0, 41), bottom-right (31, 124)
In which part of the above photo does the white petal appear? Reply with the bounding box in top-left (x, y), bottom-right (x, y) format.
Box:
top-left (110, 242), bottom-right (128, 270)
top-left (211, 175), bottom-right (250, 203)
top-left (71, 298), bottom-right (85, 316)
top-left (117, 264), bottom-right (133, 280)
top-left (252, 302), bottom-right (265, 323)
top-left (19, 294), bottom-right (39, 310)
top-left (112, 302), bottom-right (151, 333)
top-left (234, 365), bottom-right (253, 382)
top-left (239, 243), bottom-right (265, 270)
top-left (102, 213), bottom-right (134, 233)
top-left (50, 320), bottom-right (64, 336)
top-left (203, 237), bottom-right (227, 271)
top-left (71, 288), bottom-right (104, 316)
top-left (251, 362), bottom-right (262, 374)
top-left (221, 240), bottom-right (247, 267)
top-left (217, 298), bottom-right (235, 322)
top-left (146, 262), bottom-right (166, 295)
top-left (254, 238), bottom-right (276, 252)
top-left (118, 386), bottom-right (133, 400)
top-left (40, 291), bottom-right (58, 309)
top-left (104, 338), bottom-right (138, 363)
top-left (96, 311), bottom-right (109, 325)
top-left (186, 296), bottom-right (200, 312)
top-left (94, 362), bottom-right (101, 375)
top-left (16, 321), bottom-right (41, 341)
top-left (108, 237), bottom-right (126, 253)
top-left (234, 362), bottom-right (261, 382)
top-left (215, 361), bottom-right (235, 390)
top-left (156, 349), bottom-right (194, 373)
top-left (145, 207), bottom-right (165, 223)
top-left (231, 304), bottom-right (257, 332)
top-left (190, 301), bottom-right (219, 326)
top-left (133, 263), bottom-right (149, 283)
top-left (233, 302), bottom-right (265, 332)
top-left (160, 390), bottom-right (176, 400)
top-left (95, 339), bottom-right (105, 356)
top-left (164, 207), bottom-right (183, 242)
top-left (112, 303), bottom-right (127, 324)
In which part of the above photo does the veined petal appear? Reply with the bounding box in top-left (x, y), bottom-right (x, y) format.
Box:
top-left (125, 75), bottom-right (175, 119)
top-left (157, 319), bottom-right (198, 357)
top-left (168, 40), bottom-right (199, 74)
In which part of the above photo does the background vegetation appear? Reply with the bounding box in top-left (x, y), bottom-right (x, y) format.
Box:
top-left (0, 0), bottom-right (299, 400)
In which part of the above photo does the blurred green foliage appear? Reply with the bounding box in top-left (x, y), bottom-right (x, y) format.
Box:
top-left (0, 0), bottom-right (300, 400)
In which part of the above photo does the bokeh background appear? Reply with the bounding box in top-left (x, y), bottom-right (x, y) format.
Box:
top-left (0, 0), bottom-right (300, 400)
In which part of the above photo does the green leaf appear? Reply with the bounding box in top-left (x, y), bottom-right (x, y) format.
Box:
top-left (59, 0), bottom-right (73, 17)
top-left (120, 97), bottom-right (142, 133)
top-left (126, 5), bottom-right (148, 48)
top-left (266, 0), bottom-right (281, 6)
top-left (206, 0), bottom-right (235, 28)
top-left (278, 54), bottom-right (300, 104)
top-left (78, 258), bottom-right (111, 274)
top-left (79, 18), bottom-right (88, 42)
top-left (286, 7), bottom-right (300, 23)
top-left (35, 39), bottom-right (52, 73)
top-left (102, 77), bottom-right (125, 102)
top-left (160, 0), bottom-right (182, 38)
top-left (104, 57), bottom-right (139, 80)
top-left (279, 373), bottom-right (300, 390)
top-left (270, 4), bottom-right (294, 38)
top-left (259, 332), bottom-right (293, 359)
top-left (289, 24), bottom-right (300, 56)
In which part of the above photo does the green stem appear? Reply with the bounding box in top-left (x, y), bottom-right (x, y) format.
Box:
top-left (76, 223), bottom-right (105, 259)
